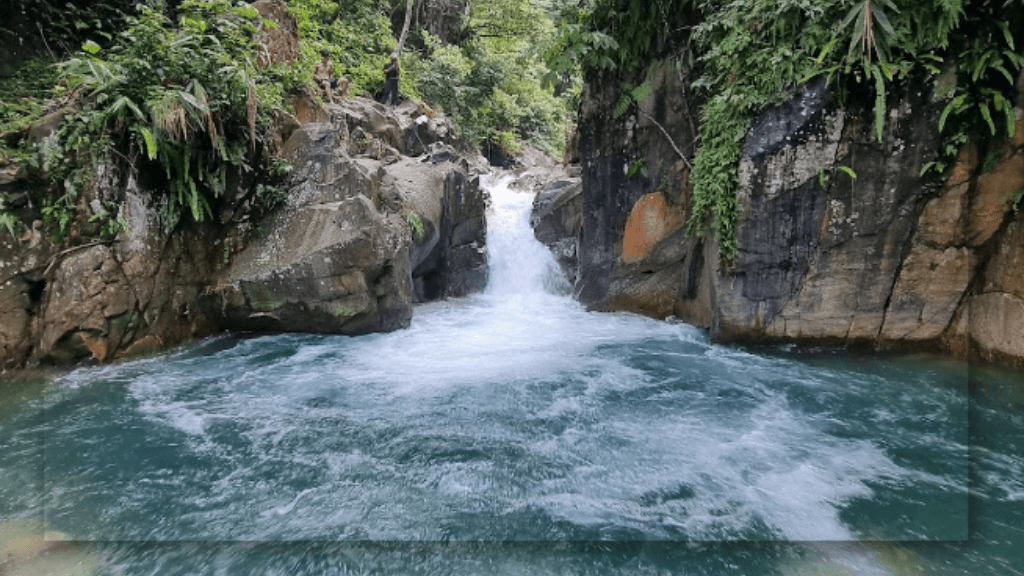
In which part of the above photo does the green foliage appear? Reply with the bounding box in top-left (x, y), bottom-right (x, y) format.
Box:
top-left (686, 97), bottom-right (748, 259)
top-left (288, 0), bottom-right (397, 98)
top-left (406, 210), bottom-right (425, 242)
top-left (87, 200), bottom-right (130, 237)
top-left (0, 194), bottom-right (23, 238)
top-left (938, 14), bottom-right (1022, 139)
top-left (626, 158), bottom-right (647, 178)
top-left (0, 57), bottom-right (60, 164)
top-left (571, 0), bottom-right (1015, 261)
top-left (45, 0), bottom-right (287, 237)
top-left (842, 0), bottom-right (900, 64)
top-left (919, 131), bottom-right (970, 180)
top-left (0, 0), bottom-right (137, 61)
top-left (283, 0), bottom-right (569, 156)
top-left (405, 11), bottom-right (569, 157)
top-left (923, 5), bottom-right (1021, 187)
top-left (613, 76), bottom-right (653, 119)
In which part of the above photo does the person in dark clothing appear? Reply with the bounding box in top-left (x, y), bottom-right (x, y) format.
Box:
top-left (381, 52), bottom-right (400, 106)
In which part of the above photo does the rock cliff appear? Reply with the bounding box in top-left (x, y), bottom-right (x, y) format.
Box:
top-left (1, 96), bottom-right (488, 370)
top-left (535, 68), bottom-right (1024, 371)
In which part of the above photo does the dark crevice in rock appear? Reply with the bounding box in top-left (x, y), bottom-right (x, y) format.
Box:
top-left (25, 278), bottom-right (45, 305)
top-left (682, 243), bottom-right (703, 301)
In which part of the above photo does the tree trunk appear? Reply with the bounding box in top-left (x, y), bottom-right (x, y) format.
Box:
top-left (395, 0), bottom-right (415, 56)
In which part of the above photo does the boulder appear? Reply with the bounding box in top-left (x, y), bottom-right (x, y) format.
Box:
top-left (0, 0), bottom-right (489, 370)
top-left (200, 104), bottom-right (488, 334)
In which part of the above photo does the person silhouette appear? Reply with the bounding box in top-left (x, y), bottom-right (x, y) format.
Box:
top-left (381, 52), bottom-right (400, 106)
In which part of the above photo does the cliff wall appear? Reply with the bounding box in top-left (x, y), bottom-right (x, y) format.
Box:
top-left (535, 68), bottom-right (1024, 370)
top-left (1, 96), bottom-right (488, 370)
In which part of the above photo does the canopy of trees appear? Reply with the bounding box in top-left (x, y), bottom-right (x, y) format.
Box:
top-left (2, 0), bottom-right (1021, 252)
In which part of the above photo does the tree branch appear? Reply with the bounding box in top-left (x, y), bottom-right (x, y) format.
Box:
top-left (637, 109), bottom-right (693, 171)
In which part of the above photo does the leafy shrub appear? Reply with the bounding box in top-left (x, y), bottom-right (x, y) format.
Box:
top-left (407, 25), bottom-right (569, 157)
top-left (288, 0), bottom-right (397, 98)
top-left (47, 0), bottom-right (288, 237)
top-left (559, 0), bottom-right (1020, 260)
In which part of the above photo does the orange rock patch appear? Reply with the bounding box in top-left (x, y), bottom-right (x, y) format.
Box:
top-left (621, 192), bottom-right (687, 264)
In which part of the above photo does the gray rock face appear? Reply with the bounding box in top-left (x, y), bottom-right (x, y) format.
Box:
top-left (742, 78), bottom-right (829, 160)
top-left (530, 179), bottom-right (582, 286)
top-left (538, 61), bottom-right (1024, 369)
top-left (566, 64), bottom-right (700, 316)
top-left (716, 77), bottom-right (938, 346)
top-left (199, 99), bottom-right (488, 336)
top-left (425, 170), bottom-right (488, 300)
top-left (1, 95), bottom-right (488, 370)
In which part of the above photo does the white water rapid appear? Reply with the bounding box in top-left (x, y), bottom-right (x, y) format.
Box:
top-left (2, 174), bottom-right (1011, 576)
top-left (34, 174), bottom-right (957, 544)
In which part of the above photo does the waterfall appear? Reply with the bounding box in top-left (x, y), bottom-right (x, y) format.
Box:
top-left (483, 174), bottom-right (570, 297)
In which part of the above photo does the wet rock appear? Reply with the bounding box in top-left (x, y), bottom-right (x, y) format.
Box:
top-left (432, 171), bottom-right (488, 299)
top-left (200, 114), bottom-right (488, 334)
top-left (552, 58), bottom-right (1024, 369)
top-left (531, 179), bottom-right (582, 285)
top-left (569, 61), bottom-right (702, 314)
top-left (0, 0), bottom-right (490, 370)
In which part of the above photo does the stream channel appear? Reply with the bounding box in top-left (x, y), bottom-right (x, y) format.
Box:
top-left (0, 175), bottom-right (1022, 575)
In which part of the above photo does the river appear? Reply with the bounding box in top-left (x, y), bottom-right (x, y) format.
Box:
top-left (0, 175), bottom-right (1021, 574)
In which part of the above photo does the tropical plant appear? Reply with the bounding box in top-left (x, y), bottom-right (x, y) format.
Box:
top-left (404, 3), bottom-right (569, 157)
top-left (46, 0), bottom-right (286, 237)
top-left (558, 0), bottom-right (1017, 260)
top-left (0, 194), bottom-right (22, 238)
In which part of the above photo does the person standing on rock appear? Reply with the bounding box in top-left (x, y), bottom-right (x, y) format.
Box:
top-left (381, 52), bottom-right (400, 106)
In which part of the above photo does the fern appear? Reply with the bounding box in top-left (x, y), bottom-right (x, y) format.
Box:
top-left (406, 211), bottom-right (426, 242)
top-left (871, 64), bottom-right (886, 142)
top-left (0, 200), bottom-right (21, 238)
top-left (630, 79), bottom-right (653, 104)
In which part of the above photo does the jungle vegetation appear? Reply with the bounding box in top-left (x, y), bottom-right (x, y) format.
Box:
top-left (1, 0), bottom-right (1021, 254)
top-left (547, 0), bottom-right (1022, 259)
top-left (1, 0), bottom-right (573, 242)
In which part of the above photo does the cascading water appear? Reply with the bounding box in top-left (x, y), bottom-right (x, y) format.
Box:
top-left (0, 175), bottom-right (1021, 575)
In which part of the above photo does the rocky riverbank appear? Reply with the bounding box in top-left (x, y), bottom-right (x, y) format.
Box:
top-left (532, 66), bottom-right (1024, 371)
top-left (0, 95), bottom-right (489, 370)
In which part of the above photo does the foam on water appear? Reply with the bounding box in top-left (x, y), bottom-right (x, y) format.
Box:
top-left (23, 173), bottom-right (970, 546)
